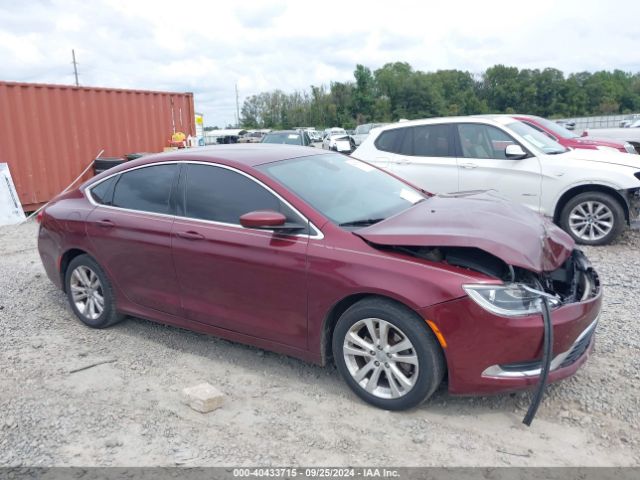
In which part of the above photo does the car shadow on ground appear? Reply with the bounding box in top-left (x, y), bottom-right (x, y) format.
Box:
top-left (97, 310), bottom-right (538, 419)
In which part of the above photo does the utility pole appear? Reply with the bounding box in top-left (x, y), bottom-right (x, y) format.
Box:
top-left (71, 49), bottom-right (79, 86)
top-left (235, 83), bottom-right (240, 128)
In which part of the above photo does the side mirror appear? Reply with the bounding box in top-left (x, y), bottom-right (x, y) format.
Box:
top-left (505, 144), bottom-right (528, 159)
top-left (239, 210), bottom-right (305, 232)
top-left (240, 210), bottom-right (286, 229)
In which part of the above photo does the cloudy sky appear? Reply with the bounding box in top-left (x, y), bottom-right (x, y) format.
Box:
top-left (1, 0), bottom-right (639, 127)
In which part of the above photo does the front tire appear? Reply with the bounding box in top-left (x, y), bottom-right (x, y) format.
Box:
top-left (65, 254), bottom-right (124, 329)
top-left (332, 298), bottom-right (445, 410)
top-left (559, 192), bottom-right (625, 245)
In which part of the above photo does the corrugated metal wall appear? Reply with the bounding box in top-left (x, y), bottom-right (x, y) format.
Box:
top-left (0, 81), bottom-right (195, 210)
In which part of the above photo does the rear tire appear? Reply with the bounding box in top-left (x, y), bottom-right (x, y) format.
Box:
top-left (332, 298), bottom-right (445, 411)
top-left (65, 254), bottom-right (124, 329)
top-left (559, 191), bottom-right (625, 245)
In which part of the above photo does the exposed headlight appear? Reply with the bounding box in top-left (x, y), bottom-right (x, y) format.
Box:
top-left (463, 284), bottom-right (560, 317)
top-left (624, 143), bottom-right (638, 154)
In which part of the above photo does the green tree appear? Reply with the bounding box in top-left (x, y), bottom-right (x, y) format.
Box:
top-left (352, 64), bottom-right (376, 122)
top-left (481, 65), bottom-right (521, 112)
top-left (239, 63), bottom-right (640, 130)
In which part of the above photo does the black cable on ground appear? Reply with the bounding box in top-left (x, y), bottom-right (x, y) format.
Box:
top-left (522, 296), bottom-right (553, 426)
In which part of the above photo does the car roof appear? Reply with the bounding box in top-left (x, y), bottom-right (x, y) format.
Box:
top-left (265, 130), bottom-right (302, 134)
top-left (374, 116), bottom-right (515, 132)
top-left (115, 144), bottom-right (321, 169)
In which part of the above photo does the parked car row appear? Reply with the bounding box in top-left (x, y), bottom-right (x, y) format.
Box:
top-left (226, 114), bottom-right (639, 246)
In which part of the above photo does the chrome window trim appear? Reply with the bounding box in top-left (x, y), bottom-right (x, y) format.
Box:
top-left (84, 160), bottom-right (324, 240)
top-left (481, 317), bottom-right (598, 378)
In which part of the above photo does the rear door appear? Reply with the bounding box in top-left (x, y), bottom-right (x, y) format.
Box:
top-left (455, 123), bottom-right (542, 211)
top-left (363, 127), bottom-right (405, 169)
top-left (171, 163), bottom-right (310, 348)
top-left (386, 123), bottom-right (459, 194)
top-left (85, 163), bottom-right (182, 315)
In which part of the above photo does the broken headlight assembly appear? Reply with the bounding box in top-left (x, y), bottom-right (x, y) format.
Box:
top-left (463, 283), bottom-right (560, 317)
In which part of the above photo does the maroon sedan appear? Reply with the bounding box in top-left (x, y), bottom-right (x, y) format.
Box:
top-left (38, 145), bottom-right (601, 411)
top-left (514, 114), bottom-right (637, 154)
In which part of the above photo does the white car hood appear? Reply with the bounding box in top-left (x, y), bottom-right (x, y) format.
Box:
top-left (561, 148), bottom-right (640, 169)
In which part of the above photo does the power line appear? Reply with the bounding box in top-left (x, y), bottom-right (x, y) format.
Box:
top-left (235, 83), bottom-right (240, 127)
top-left (71, 49), bottom-right (79, 86)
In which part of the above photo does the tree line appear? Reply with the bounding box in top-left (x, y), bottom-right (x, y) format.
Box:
top-left (239, 63), bottom-right (640, 130)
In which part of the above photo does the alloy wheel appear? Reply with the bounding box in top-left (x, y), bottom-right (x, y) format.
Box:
top-left (568, 200), bottom-right (614, 242)
top-left (342, 318), bottom-right (419, 399)
top-left (69, 265), bottom-right (105, 320)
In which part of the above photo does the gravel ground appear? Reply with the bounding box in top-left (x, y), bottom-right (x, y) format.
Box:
top-left (1, 221), bottom-right (639, 467)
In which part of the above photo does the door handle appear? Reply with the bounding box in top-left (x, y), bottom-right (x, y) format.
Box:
top-left (176, 231), bottom-right (205, 241)
top-left (97, 219), bottom-right (114, 228)
top-left (460, 162), bottom-right (478, 169)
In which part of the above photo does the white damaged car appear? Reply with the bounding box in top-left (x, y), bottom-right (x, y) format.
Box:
top-left (352, 115), bottom-right (640, 245)
top-left (323, 132), bottom-right (357, 154)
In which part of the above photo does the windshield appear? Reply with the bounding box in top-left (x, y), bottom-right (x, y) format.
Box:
top-left (532, 116), bottom-right (579, 139)
top-left (355, 124), bottom-right (372, 135)
top-left (258, 154), bottom-right (426, 226)
top-left (507, 121), bottom-right (568, 154)
top-left (262, 132), bottom-right (302, 145)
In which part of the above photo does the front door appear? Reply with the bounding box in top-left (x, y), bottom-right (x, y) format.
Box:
top-left (455, 123), bottom-right (542, 212)
top-left (171, 163), bottom-right (310, 349)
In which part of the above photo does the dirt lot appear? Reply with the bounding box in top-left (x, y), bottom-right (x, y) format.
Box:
top-left (1, 221), bottom-right (639, 467)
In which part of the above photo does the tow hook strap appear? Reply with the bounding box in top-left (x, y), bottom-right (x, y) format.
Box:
top-left (523, 296), bottom-right (553, 426)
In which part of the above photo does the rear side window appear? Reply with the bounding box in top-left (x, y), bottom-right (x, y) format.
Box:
top-left (374, 128), bottom-right (404, 153)
top-left (411, 124), bottom-right (454, 157)
top-left (183, 164), bottom-right (302, 227)
top-left (111, 164), bottom-right (177, 214)
top-left (89, 176), bottom-right (117, 205)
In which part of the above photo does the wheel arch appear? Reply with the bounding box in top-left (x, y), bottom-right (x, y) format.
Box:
top-left (319, 293), bottom-right (443, 367)
top-left (59, 248), bottom-right (90, 293)
top-left (553, 184), bottom-right (630, 225)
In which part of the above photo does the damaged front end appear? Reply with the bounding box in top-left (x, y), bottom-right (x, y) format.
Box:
top-left (354, 193), bottom-right (602, 424)
top-left (389, 245), bottom-right (600, 311)
top-left (382, 244), bottom-right (600, 425)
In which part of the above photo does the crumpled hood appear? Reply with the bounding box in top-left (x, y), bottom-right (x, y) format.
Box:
top-left (355, 191), bottom-right (574, 273)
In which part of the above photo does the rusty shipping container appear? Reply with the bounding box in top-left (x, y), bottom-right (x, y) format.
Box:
top-left (0, 81), bottom-right (195, 210)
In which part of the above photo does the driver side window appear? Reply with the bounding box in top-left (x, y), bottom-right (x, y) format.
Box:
top-left (183, 164), bottom-right (307, 231)
top-left (457, 124), bottom-right (516, 160)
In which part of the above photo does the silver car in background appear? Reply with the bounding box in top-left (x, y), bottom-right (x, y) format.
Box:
top-left (353, 123), bottom-right (388, 146)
